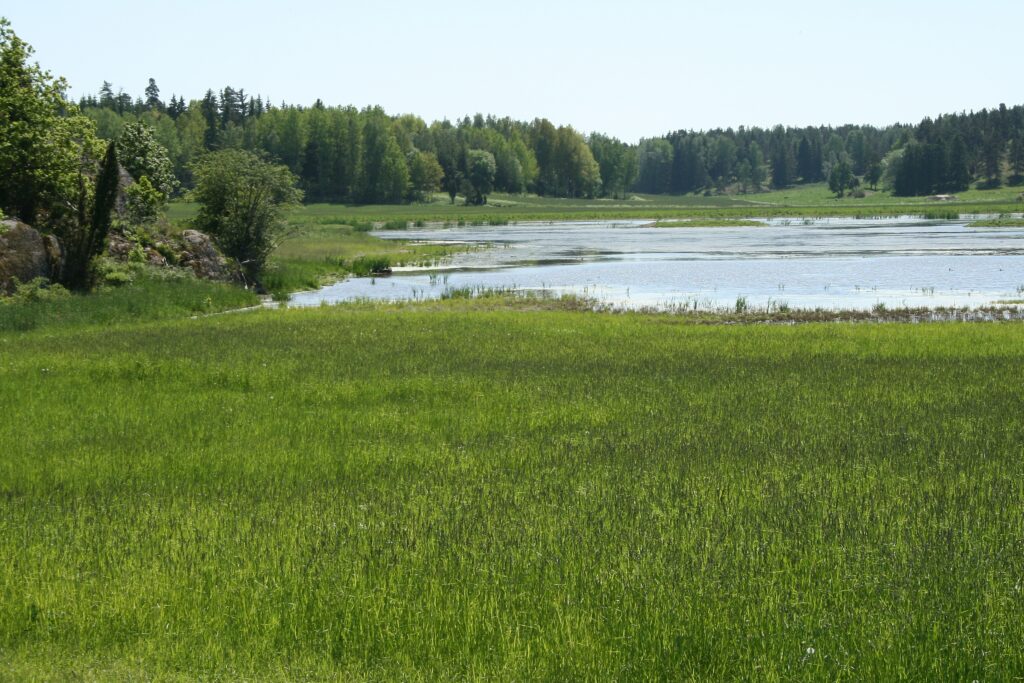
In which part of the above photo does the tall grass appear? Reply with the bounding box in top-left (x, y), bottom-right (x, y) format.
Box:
top-left (0, 274), bottom-right (258, 332)
top-left (2, 304), bottom-right (1023, 679)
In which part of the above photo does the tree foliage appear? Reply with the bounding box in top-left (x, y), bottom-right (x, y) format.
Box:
top-left (0, 18), bottom-right (103, 224)
top-left (58, 141), bottom-right (119, 289)
top-left (124, 175), bottom-right (163, 225)
top-left (115, 121), bottom-right (178, 198)
top-left (190, 150), bottom-right (302, 282)
top-left (891, 138), bottom-right (970, 197)
top-left (0, 18), bottom-right (123, 290)
top-left (71, 54), bottom-right (1024, 201)
top-left (463, 149), bottom-right (496, 205)
top-left (827, 160), bottom-right (860, 198)
top-left (407, 150), bottom-right (443, 201)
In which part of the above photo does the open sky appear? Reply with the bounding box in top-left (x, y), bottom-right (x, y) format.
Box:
top-left (7, 0), bottom-right (1023, 142)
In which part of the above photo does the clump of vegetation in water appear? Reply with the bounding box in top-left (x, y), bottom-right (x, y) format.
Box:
top-left (347, 255), bottom-right (392, 276)
top-left (968, 216), bottom-right (1024, 228)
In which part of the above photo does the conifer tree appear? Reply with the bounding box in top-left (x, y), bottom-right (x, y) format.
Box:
top-left (144, 77), bottom-right (162, 110)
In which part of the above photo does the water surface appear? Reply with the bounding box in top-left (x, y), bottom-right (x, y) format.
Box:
top-left (289, 218), bottom-right (1024, 310)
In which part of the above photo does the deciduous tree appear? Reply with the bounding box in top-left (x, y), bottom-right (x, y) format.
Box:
top-left (190, 150), bottom-right (302, 282)
top-left (116, 121), bottom-right (178, 198)
top-left (464, 149), bottom-right (496, 205)
top-left (0, 18), bottom-right (103, 224)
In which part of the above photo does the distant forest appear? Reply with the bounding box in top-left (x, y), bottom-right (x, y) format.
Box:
top-left (80, 80), bottom-right (1024, 204)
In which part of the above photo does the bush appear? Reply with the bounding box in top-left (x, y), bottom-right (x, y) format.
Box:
top-left (91, 256), bottom-right (146, 287)
top-left (124, 176), bottom-right (164, 225)
top-left (0, 277), bottom-right (70, 304)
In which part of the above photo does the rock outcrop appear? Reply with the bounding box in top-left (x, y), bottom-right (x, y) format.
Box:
top-left (0, 219), bottom-right (64, 294)
top-left (1, 217), bottom-right (239, 294)
top-left (179, 230), bottom-right (234, 281)
top-left (106, 232), bottom-right (169, 267)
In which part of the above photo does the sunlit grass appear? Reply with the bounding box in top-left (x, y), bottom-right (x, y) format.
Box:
top-left (166, 183), bottom-right (1023, 229)
top-left (2, 301), bottom-right (1023, 679)
top-left (0, 273), bottom-right (258, 333)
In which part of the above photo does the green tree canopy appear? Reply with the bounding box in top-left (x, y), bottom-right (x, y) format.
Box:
top-left (0, 18), bottom-right (103, 225)
top-left (190, 149), bottom-right (302, 282)
top-left (115, 121), bottom-right (178, 198)
top-left (828, 160), bottom-right (854, 197)
top-left (464, 149), bottom-right (496, 205)
top-left (407, 150), bottom-right (444, 201)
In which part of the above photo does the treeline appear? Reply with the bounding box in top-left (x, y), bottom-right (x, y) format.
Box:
top-left (890, 107), bottom-right (1024, 196)
top-left (80, 82), bottom-right (630, 205)
top-left (636, 104), bottom-right (1024, 197)
top-left (81, 80), bottom-right (1024, 202)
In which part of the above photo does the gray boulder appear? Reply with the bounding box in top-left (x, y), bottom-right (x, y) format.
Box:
top-left (0, 219), bottom-right (64, 294)
top-left (179, 229), bottom-right (233, 281)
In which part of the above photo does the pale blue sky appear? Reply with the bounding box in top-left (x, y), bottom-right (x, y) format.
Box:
top-left (6, 1), bottom-right (1022, 142)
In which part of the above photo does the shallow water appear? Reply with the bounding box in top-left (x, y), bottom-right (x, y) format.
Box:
top-left (288, 218), bottom-right (1024, 311)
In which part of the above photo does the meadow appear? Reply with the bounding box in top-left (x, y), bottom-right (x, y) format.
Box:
top-left (0, 272), bottom-right (258, 333)
top-left (2, 296), bottom-right (1023, 680)
top-left (165, 183), bottom-right (1024, 232)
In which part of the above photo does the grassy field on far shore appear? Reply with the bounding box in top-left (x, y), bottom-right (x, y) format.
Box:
top-left (165, 183), bottom-right (1024, 228)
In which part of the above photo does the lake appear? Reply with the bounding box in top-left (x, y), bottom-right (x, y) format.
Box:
top-left (288, 217), bottom-right (1024, 311)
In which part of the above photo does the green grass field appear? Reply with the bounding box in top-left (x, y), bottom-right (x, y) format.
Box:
top-left (166, 183), bottom-right (1024, 230)
top-left (2, 293), bottom-right (1023, 680)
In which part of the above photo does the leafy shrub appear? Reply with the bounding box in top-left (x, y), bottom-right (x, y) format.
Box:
top-left (190, 149), bottom-right (302, 281)
top-left (154, 241), bottom-right (180, 265)
top-left (0, 277), bottom-right (70, 304)
top-left (128, 243), bottom-right (148, 263)
top-left (91, 256), bottom-right (145, 287)
top-left (124, 175), bottom-right (164, 225)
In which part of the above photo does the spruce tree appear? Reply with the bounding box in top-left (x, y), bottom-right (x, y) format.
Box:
top-left (89, 141), bottom-right (120, 252)
top-left (771, 137), bottom-right (795, 189)
top-left (1008, 136), bottom-right (1024, 185)
top-left (144, 77), bottom-right (162, 110)
top-left (945, 136), bottom-right (970, 192)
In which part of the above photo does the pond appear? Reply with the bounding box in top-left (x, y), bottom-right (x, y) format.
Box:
top-left (288, 217), bottom-right (1024, 311)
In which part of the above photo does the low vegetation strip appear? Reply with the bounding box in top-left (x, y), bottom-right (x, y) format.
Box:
top-left (2, 304), bottom-right (1023, 679)
top-left (0, 273), bottom-right (258, 333)
top-left (164, 184), bottom-right (1024, 231)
